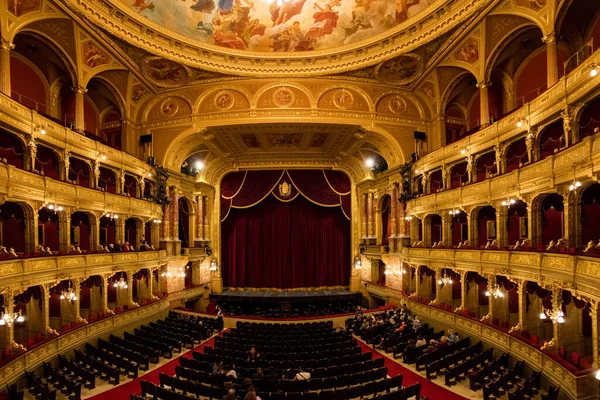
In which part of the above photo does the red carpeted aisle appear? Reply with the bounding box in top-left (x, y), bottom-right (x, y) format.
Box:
top-left (355, 337), bottom-right (468, 400)
top-left (88, 336), bottom-right (216, 400)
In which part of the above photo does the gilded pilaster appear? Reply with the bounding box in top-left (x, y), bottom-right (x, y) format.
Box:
top-left (590, 301), bottom-right (599, 368)
top-left (481, 274), bottom-right (495, 323)
top-left (542, 32), bottom-right (559, 88)
top-left (195, 195), bottom-right (203, 245)
top-left (73, 86), bottom-right (87, 133)
top-left (115, 218), bottom-right (125, 243)
top-left (477, 81), bottom-right (491, 127)
top-left (367, 192), bottom-right (374, 238)
top-left (0, 39), bottom-right (13, 96)
top-left (456, 271), bottom-right (468, 312)
top-left (202, 195), bottom-right (210, 241)
top-left (62, 150), bottom-right (70, 182)
top-left (58, 211), bottom-right (69, 253)
top-left (361, 193), bottom-right (368, 238)
top-left (496, 204), bottom-right (508, 248)
top-left (441, 212), bottom-right (452, 247)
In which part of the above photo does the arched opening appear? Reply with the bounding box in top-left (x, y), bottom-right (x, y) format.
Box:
top-left (540, 194), bottom-right (564, 246)
top-left (538, 120), bottom-right (565, 160)
top-left (13, 286), bottom-right (43, 348)
top-left (444, 105), bottom-right (466, 145)
top-left (0, 129), bottom-right (25, 169)
top-left (559, 290), bottom-right (594, 370)
top-left (49, 280), bottom-right (79, 334)
top-left (178, 197), bottom-right (191, 248)
top-left (101, 108), bottom-right (122, 150)
top-left (428, 214), bottom-right (442, 245)
top-left (476, 205), bottom-right (496, 248)
top-left (144, 221), bottom-right (153, 248)
top-left (578, 96), bottom-right (600, 140)
top-left (450, 161), bottom-right (468, 189)
top-left (450, 210), bottom-right (467, 247)
top-left (37, 207), bottom-right (60, 253)
top-left (436, 268), bottom-right (461, 311)
top-left (107, 272), bottom-right (129, 314)
top-left (100, 215), bottom-right (117, 248)
top-left (184, 263), bottom-right (193, 289)
top-left (35, 144), bottom-right (60, 180)
top-left (380, 194), bottom-right (391, 245)
top-left (98, 166), bottom-right (117, 194)
top-left (79, 275), bottom-right (104, 322)
top-left (443, 73), bottom-right (481, 143)
top-left (124, 174), bottom-right (138, 198)
top-left (418, 266), bottom-right (436, 303)
top-left (581, 183), bottom-right (600, 248)
top-left (475, 150), bottom-right (497, 182)
top-left (494, 276), bottom-right (519, 331)
top-left (143, 179), bottom-right (155, 200)
top-left (429, 169), bottom-right (443, 193)
top-left (506, 200), bottom-right (528, 247)
top-left (559, 0), bottom-right (600, 73)
top-left (505, 137), bottom-right (529, 173)
top-left (125, 218), bottom-right (139, 250)
top-left (522, 281), bottom-right (553, 345)
top-left (85, 77), bottom-right (123, 147)
top-left (68, 156), bottom-right (91, 187)
top-left (0, 202), bottom-right (27, 253)
top-left (70, 212), bottom-right (91, 252)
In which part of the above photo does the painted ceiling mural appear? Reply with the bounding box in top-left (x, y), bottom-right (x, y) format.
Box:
top-left (125, 0), bottom-right (438, 52)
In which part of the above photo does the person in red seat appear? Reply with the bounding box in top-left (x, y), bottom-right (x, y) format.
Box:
top-left (436, 336), bottom-right (449, 349)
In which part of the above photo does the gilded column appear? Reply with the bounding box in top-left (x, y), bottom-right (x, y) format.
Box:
top-left (24, 206), bottom-right (37, 254)
top-left (115, 218), bottom-right (125, 243)
top-left (563, 191), bottom-right (578, 249)
top-left (100, 275), bottom-right (112, 315)
top-left (477, 81), bottom-right (491, 127)
top-left (423, 216), bottom-right (432, 247)
top-left (126, 272), bottom-right (136, 307)
top-left (430, 268), bottom-right (441, 305)
top-left (389, 185), bottom-right (398, 252)
top-left (457, 271), bottom-right (468, 312)
top-left (422, 174), bottom-right (429, 195)
top-left (1, 295), bottom-right (15, 350)
top-left (441, 212), bottom-right (452, 247)
top-left (195, 195), bottom-right (203, 245)
top-left (202, 195), bottom-right (209, 241)
top-left (361, 193), bottom-right (368, 238)
top-left (40, 284), bottom-right (55, 336)
top-left (72, 278), bottom-right (83, 324)
top-left (414, 266), bottom-right (421, 298)
top-left (118, 170), bottom-right (125, 195)
top-left (151, 221), bottom-right (160, 249)
top-left (496, 204), bottom-right (508, 248)
top-left (542, 286), bottom-right (563, 352)
top-left (510, 280), bottom-right (526, 333)
top-left (525, 131), bottom-right (535, 164)
top-left (73, 85), bottom-right (87, 133)
top-left (590, 301), bottom-right (599, 368)
top-left (561, 106), bottom-right (573, 146)
top-left (410, 218), bottom-right (420, 244)
top-left (441, 165), bottom-right (449, 191)
top-left (58, 211), bottom-right (69, 254)
top-left (543, 32), bottom-right (559, 88)
top-left (466, 155), bottom-right (473, 184)
top-left (139, 178), bottom-right (145, 199)
top-left (367, 192), bottom-right (374, 238)
top-left (0, 39), bottom-right (13, 96)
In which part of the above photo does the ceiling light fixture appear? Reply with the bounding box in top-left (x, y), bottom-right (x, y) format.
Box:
top-left (485, 284), bottom-right (505, 299)
top-left (0, 311), bottom-right (24, 326)
top-left (113, 278), bottom-right (128, 289)
top-left (438, 271), bottom-right (453, 286)
top-left (365, 158), bottom-right (375, 168)
top-left (194, 160), bottom-right (205, 171)
top-left (501, 198), bottom-right (516, 207)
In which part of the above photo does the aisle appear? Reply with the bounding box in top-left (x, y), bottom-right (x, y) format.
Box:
top-left (87, 336), bottom-right (216, 400)
top-left (354, 336), bottom-right (470, 400)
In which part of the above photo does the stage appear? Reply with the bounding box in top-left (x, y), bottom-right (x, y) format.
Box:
top-left (210, 288), bottom-right (361, 303)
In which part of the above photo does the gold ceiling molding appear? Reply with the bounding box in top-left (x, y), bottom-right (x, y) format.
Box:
top-left (60, 0), bottom-right (496, 77)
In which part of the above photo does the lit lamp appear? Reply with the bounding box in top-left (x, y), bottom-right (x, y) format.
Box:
top-left (539, 308), bottom-right (565, 324)
top-left (113, 278), bottom-right (128, 289)
top-left (354, 257), bottom-right (362, 270)
top-left (485, 284), bottom-right (504, 299)
top-left (0, 311), bottom-right (24, 326)
top-left (438, 271), bottom-right (453, 286)
top-left (210, 260), bottom-right (219, 272)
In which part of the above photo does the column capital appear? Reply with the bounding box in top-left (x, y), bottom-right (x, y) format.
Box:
top-left (476, 81), bottom-right (491, 90)
top-left (542, 32), bottom-right (557, 44)
top-left (0, 39), bottom-right (14, 52)
top-left (72, 85), bottom-right (87, 94)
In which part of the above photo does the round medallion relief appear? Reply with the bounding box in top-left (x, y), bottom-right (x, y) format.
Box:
top-left (272, 87), bottom-right (295, 108)
top-left (388, 95), bottom-right (407, 115)
top-left (214, 90), bottom-right (236, 110)
top-left (160, 98), bottom-right (179, 117)
top-left (332, 89), bottom-right (354, 109)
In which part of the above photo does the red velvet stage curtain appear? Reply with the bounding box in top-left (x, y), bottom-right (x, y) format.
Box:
top-left (221, 194), bottom-right (350, 289)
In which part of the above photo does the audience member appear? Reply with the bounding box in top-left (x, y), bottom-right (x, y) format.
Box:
top-left (295, 366), bottom-right (311, 381)
top-left (252, 367), bottom-right (264, 380)
top-left (226, 364), bottom-right (238, 379)
top-left (248, 346), bottom-right (260, 363)
top-left (224, 388), bottom-right (237, 400)
top-left (415, 335), bottom-right (427, 348)
top-left (212, 360), bottom-right (223, 375)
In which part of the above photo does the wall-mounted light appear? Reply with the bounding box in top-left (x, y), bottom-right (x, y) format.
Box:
top-left (365, 158), bottom-right (375, 169)
top-left (46, 203), bottom-right (64, 212)
top-left (105, 212), bottom-right (119, 220)
top-left (590, 64), bottom-right (599, 77)
top-left (404, 215), bottom-right (413, 221)
top-left (36, 125), bottom-right (46, 135)
top-left (501, 199), bottom-right (516, 207)
top-left (354, 257), bottom-right (362, 270)
top-left (210, 259), bottom-right (219, 271)
top-left (152, 218), bottom-right (162, 224)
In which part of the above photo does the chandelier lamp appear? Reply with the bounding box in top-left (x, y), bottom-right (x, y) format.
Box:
top-left (46, 203), bottom-right (63, 212)
top-left (448, 209), bottom-right (461, 216)
top-left (501, 198), bottom-right (516, 207)
top-left (104, 212), bottom-right (119, 220)
top-left (152, 218), bottom-right (162, 224)
top-left (438, 271), bottom-right (453, 286)
top-left (404, 215), bottom-right (413, 221)
top-left (539, 308), bottom-right (565, 324)
top-left (485, 284), bottom-right (505, 299)
top-left (59, 284), bottom-right (77, 302)
top-left (0, 311), bottom-right (24, 326)
top-left (113, 278), bottom-right (128, 289)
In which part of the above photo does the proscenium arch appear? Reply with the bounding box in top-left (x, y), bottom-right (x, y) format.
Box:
top-left (159, 121), bottom-right (407, 179)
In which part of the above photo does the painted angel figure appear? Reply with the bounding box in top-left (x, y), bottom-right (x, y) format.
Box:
top-left (305, 3), bottom-right (339, 41)
top-left (132, 0), bottom-right (155, 12)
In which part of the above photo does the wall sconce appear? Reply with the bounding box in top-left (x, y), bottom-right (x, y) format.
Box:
top-left (105, 212), bottom-right (119, 220)
top-left (0, 311), bottom-right (24, 326)
top-left (152, 218), bottom-right (162, 223)
top-left (590, 64), bottom-right (598, 77)
top-left (210, 260), bottom-right (219, 271)
top-left (35, 125), bottom-right (46, 135)
top-left (404, 215), bottom-right (413, 221)
top-left (354, 257), bottom-right (362, 270)
top-left (501, 198), bottom-right (516, 207)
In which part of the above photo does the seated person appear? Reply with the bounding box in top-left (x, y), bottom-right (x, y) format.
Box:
top-left (415, 336), bottom-right (427, 348)
top-left (139, 235), bottom-right (151, 250)
top-left (436, 336), bottom-right (449, 349)
top-left (294, 366), bottom-right (311, 381)
top-left (252, 367), bottom-right (264, 380)
top-left (226, 364), bottom-right (238, 379)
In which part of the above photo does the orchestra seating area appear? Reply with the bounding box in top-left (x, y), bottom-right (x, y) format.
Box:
top-left (348, 312), bottom-right (559, 400)
top-left (215, 301), bottom-right (358, 318)
top-left (7, 313), bottom-right (220, 400)
top-left (129, 321), bottom-right (421, 400)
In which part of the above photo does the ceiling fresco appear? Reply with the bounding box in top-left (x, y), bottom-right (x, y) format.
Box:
top-left (124, 0), bottom-right (438, 52)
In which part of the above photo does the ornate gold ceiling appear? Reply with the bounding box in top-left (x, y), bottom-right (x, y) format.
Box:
top-left (60, 0), bottom-right (495, 76)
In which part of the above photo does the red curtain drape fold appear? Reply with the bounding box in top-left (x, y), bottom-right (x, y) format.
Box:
top-left (221, 194), bottom-right (350, 289)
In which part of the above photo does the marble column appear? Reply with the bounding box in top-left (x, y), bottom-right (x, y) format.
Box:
top-left (478, 81), bottom-right (491, 127)
top-left (74, 86), bottom-right (86, 133)
top-left (367, 192), bottom-right (374, 238)
top-left (0, 39), bottom-right (13, 96)
top-left (543, 32), bottom-right (559, 88)
top-left (361, 193), bottom-right (368, 238)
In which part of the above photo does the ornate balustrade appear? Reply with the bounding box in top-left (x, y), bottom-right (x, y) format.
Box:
top-left (366, 283), bottom-right (599, 400)
top-left (0, 250), bottom-right (168, 288)
top-left (406, 135), bottom-right (598, 215)
top-left (390, 248), bottom-right (600, 303)
top-left (413, 48), bottom-right (600, 176)
top-left (0, 162), bottom-right (162, 218)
